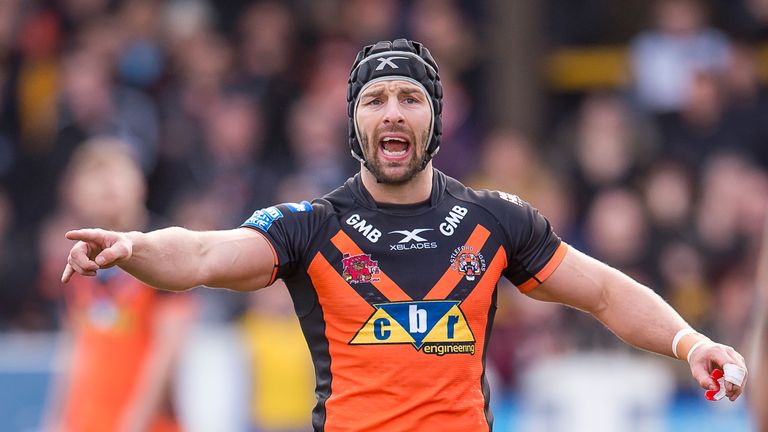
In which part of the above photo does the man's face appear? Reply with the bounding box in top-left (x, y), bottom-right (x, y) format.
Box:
top-left (355, 79), bottom-right (432, 184)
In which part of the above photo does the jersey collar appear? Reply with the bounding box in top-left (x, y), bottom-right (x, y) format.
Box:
top-left (348, 168), bottom-right (447, 211)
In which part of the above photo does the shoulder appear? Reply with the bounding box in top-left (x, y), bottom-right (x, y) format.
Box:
top-left (444, 175), bottom-right (532, 219)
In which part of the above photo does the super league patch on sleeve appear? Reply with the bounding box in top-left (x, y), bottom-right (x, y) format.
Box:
top-left (244, 206), bottom-right (283, 231)
top-left (286, 200), bottom-right (313, 213)
top-left (243, 201), bottom-right (312, 231)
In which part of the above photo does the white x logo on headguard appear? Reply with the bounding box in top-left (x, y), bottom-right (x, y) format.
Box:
top-left (375, 56), bottom-right (409, 71)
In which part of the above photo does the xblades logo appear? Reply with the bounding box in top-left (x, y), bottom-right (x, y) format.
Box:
top-left (375, 56), bottom-right (409, 70)
top-left (389, 228), bottom-right (432, 243)
top-left (388, 229), bottom-right (437, 251)
top-left (350, 300), bottom-right (476, 355)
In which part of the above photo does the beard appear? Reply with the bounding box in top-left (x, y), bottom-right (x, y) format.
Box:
top-left (361, 126), bottom-right (430, 185)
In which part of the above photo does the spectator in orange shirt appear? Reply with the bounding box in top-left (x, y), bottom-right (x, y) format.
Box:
top-left (41, 138), bottom-right (195, 432)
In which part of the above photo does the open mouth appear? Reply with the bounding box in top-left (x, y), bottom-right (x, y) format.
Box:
top-left (379, 134), bottom-right (411, 160)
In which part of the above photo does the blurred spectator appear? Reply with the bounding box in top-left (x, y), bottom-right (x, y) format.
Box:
top-left (0, 186), bottom-right (42, 329)
top-left (115, 0), bottom-right (166, 89)
top-left (339, 0), bottom-right (401, 45)
top-left (193, 92), bottom-right (278, 226)
top-left (583, 187), bottom-right (651, 281)
top-left (430, 70), bottom-right (482, 179)
top-left (717, 0), bottom-right (768, 40)
top-left (40, 138), bottom-right (195, 432)
top-left (466, 129), bottom-right (574, 236)
top-left (721, 41), bottom-right (768, 169)
top-left (486, 278), bottom-right (567, 389)
top-left (149, 28), bottom-right (232, 215)
top-left (234, 1), bottom-right (301, 167)
top-left (658, 241), bottom-right (712, 328)
top-left (59, 0), bottom-right (110, 29)
top-left (408, 0), bottom-right (480, 80)
top-left (749, 216), bottom-right (768, 431)
top-left (662, 71), bottom-right (741, 169)
top-left (286, 95), bottom-right (354, 195)
top-left (643, 161), bottom-right (695, 236)
top-left (695, 154), bottom-right (757, 265)
top-left (27, 37), bottom-right (160, 238)
top-left (241, 282), bottom-right (315, 432)
top-left (552, 92), bottom-right (658, 222)
top-left (408, 0), bottom-right (482, 179)
top-left (15, 6), bottom-right (61, 152)
top-left (630, 0), bottom-right (730, 113)
top-left (641, 162), bottom-right (708, 307)
top-left (713, 263), bottom-right (754, 344)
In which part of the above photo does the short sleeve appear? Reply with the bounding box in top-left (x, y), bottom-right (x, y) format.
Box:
top-left (495, 192), bottom-right (568, 293)
top-left (240, 200), bottom-right (320, 282)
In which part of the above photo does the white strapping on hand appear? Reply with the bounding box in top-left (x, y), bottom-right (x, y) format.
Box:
top-left (723, 363), bottom-right (746, 387)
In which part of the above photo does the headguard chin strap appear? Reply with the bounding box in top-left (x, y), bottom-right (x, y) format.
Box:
top-left (347, 39), bottom-right (443, 169)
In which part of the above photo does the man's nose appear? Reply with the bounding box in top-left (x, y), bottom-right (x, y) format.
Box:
top-left (382, 99), bottom-right (405, 124)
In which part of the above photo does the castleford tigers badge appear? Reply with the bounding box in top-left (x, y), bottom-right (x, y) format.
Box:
top-left (450, 246), bottom-right (486, 281)
top-left (342, 253), bottom-right (380, 284)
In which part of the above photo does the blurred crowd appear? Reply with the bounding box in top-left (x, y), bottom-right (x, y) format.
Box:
top-left (0, 0), bottom-right (767, 429)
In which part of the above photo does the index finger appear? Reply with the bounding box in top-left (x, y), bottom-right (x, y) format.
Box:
top-left (66, 228), bottom-right (106, 244)
top-left (61, 263), bottom-right (75, 283)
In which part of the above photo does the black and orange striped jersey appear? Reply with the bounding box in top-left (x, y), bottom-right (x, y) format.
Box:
top-left (241, 169), bottom-right (567, 432)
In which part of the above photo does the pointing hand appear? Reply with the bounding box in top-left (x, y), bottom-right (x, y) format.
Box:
top-left (61, 229), bottom-right (133, 283)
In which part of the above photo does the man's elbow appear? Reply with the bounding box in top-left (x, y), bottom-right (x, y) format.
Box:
top-left (585, 268), bottom-right (617, 317)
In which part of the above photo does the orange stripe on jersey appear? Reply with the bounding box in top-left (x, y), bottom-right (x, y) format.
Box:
top-left (330, 230), bottom-right (411, 301)
top-left (465, 246), bottom-right (507, 305)
top-left (307, 252), bottom-right (376, 312)
top-left (460, 246), bottom-right (506, 365)
top-left (423, 224), bottom-right (491, 300)
top-left (517, 242), bottom-right (569, 293)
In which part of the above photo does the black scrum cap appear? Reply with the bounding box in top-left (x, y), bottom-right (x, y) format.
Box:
top-left (347, 39), bottom-right (443, 168)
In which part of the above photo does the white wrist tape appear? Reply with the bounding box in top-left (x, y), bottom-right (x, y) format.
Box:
top-left (723, 363), bottom-right (747, 387)
top-left (687, 340), bottom-right (709, 363)
top-left (672, 328), bottom-right (697, 358)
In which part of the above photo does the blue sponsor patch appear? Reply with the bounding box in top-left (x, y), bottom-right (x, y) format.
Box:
top-left (285, 200), bottom-right (313, 213)
top-left (244, 206), bottom-right (283, 231)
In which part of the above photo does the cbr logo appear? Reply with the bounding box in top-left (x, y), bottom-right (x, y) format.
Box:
top-left (450, 246), bottom-right (486, 281)
top-left (342, 253), bottom-right (380, 284)
top-left (350, 301), bottom-right (476, 356)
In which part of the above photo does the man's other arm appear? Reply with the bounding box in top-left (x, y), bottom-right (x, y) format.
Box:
top-left (62, 227), bottom-right (275, 292)
top-left (527, 246), bottom-right (747, 400)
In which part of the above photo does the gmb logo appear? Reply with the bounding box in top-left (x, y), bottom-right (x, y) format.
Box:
top-left (350, 301), bottom-right (476, 355)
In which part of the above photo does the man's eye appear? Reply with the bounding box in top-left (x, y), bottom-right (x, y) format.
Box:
top-left (403, 97), bottom-right (420, 104)
top-left (366, 99), bottom-right (382, 106)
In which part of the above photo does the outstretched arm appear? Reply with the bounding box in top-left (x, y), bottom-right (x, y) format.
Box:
top-left (528, 245), bottom-right (748, 401)
top-left (62, 227), bottom-right (275, 292)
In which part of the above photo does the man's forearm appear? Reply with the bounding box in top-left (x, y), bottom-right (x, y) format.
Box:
top-left (593, 267), bottom-right (692, 358)
top-left (532, 248), bottom-right (698, 358)
top-left (64, 226), bottom-right (273, 291)
top-left (120, 227), bottom-right (208, 291)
